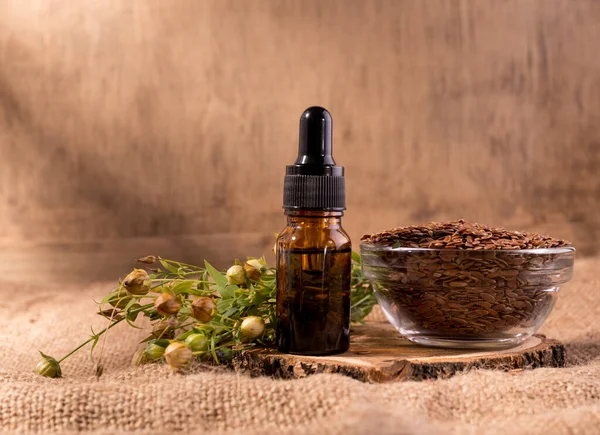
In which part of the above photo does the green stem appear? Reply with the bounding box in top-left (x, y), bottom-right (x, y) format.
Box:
top-left (57, 303), bottom-right (153, 364)
top-left (175, 321), bottom-right (196, 331)
top-left (352, 294), bottom-right (374, 308)
top-left (210, 331), bottom-right (218, 363)
top-left (160, 258), bottom-right (205, 271)
top-left (212, 313), bottom-right (238, 324)
top-left (57, 337), bottom-right (97, 364)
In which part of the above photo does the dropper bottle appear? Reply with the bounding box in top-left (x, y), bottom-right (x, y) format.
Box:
top-left (276, 106), bottom-right (351, 355)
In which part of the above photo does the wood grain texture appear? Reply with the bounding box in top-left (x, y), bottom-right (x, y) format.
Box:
top-left (234, 322), bottom-right (565, 382)
top-left (0, 0), bottom-right (599, 270)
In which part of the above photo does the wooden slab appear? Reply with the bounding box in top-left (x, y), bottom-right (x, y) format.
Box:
top-left (233, 322), bottom-right (565, 383)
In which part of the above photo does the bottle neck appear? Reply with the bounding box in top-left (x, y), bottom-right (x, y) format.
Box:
top-left (285, 209), bottom-right (343, 226)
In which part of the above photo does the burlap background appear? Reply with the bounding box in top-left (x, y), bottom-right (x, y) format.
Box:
top-left (1, 257), bottom-right (598, 434)
top-left (2, 0), bottom-right (600, 269)
top-left (2, 1), bottom-right (600, 433)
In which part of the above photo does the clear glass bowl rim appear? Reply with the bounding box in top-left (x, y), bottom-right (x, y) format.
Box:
top-left (359, 242), bottom-right (576, 256)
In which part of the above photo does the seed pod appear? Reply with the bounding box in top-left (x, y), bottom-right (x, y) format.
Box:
top-left (154, 292), bottom-right (181, 316)
top-left (123, 268), bottom-right (152, 295)
top-left (243, 259), bottom-right (265, 281)
top-left (131, 349), bottom-right (148, 367)
top-left (185, 334), bottom-right (209, 353)
top-left (144, 343), bottom-right (166, 361)
top-left (164, 342), bottom-right (192, 370)
top-left (107, 288), bottom-right (133, 309)
top-left (34, 352), bottom-right (62, 378)
top-left (94, 363), bottom-right (104, 378)
top-left (226, 265), bottom-right (246, 285)
top-left (151, 318), bottom-right (178, 338)
top-left (244, 258), bottom-right (267, 281)
top-left (243, 263), bottom-right (260, 281)
top-left (240, 316), bottom-right (265, 340)
top-left (136, 255), bottom-right (157, 264)
top-left (247, 257), bottom-right (268, 271)
top-left (190, 297), bottom-right (216, 323)
top-left (98, 308), bottom-right (124, 321)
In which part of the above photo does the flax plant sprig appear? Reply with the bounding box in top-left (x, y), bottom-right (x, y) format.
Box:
top-left (35, 253), bottom-right (376, 378)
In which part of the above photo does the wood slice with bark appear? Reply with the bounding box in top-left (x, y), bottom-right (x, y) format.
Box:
top-left (233, 321), bottom-right (565, 383)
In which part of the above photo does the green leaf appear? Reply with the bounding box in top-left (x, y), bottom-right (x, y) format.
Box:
top-left (122, 298), bottom-right (138, 313)
top-left (152, 339), bottom-right (171, 348)
top-left (101, 290), bottom-right (119, 304)
top-left (351, 251), bottom-right (361, 263)
top-left (126, 309), bottom-right (141, 322)
top-left (253, 293), bottom-right (269, 305)
top-left (216, 298), bottom-right (234, 313)
top-left (236, 297), bottom-right (252, 307)
top-left (192, 324), bottom-right (214, 334)
top-left (244, 306), bottom-right (258, 316)
top-left (223, 307), bottom-right (239, 318)
top-left (205, 261), bottom-right (228, 288)
top-left (171, 280), bottom-right (195, 295)
top-left (90, 335), bottom-right (100, 360)
top-left (125, 317), bottom-right (143, 329)
top-left (219, 284), bottom-right (237, 299)
top-left (175, 329), bottom-right (194, 341)
top-left (159, 260), bottom-right (179, 274)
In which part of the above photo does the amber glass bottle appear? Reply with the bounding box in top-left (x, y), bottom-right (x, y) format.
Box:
top-left (276, 107), bottom-right (351, 355)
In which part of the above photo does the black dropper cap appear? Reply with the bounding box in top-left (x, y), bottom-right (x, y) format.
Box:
top-left (283, 106), bottom-right (345, 210)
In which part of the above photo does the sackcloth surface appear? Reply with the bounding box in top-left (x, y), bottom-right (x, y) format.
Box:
top-left (1, 257), bottom-right (599, 434)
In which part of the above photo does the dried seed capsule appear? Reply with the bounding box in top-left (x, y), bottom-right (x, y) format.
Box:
top-left (34, 352), bottom-right (62, 378)
top-left (164, 342), bottom-right (192, 370)
top-left (190, 297), bottom-right (217, 323)
top-left (99, 308), bottom-right (124, 321)
top-left (154, 292), bottom-right (181, 316)
top-left (246, 258), bottom-right (267, 274)
top-left (226, 265), bottom-right (246, 285)
top-left (151, 318), bottom-right (178, 338)
top-left (240, 316), bottom-right (265, 340)
top-left (136, 255), bottom-right (157, 264)
top-left (243, 261), bottom-right (261, 281)
top-left (123, 268), bottom-right (152, 295)
top-left (131, 348), bottom-right (148, 367)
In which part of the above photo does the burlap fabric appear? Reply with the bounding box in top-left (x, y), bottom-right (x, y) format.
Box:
top-left (1, 258), bottom-right (599, 434)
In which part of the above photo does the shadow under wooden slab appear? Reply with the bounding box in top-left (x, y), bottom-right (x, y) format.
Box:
top-left (234, 322), bottom-right (565, 383)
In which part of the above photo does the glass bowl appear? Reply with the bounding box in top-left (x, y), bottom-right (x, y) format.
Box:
top-left (360, 243), bottom-right (575, 349)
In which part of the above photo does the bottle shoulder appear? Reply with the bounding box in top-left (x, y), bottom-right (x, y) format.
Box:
top-left (277, 223), bottom-right (351, 251)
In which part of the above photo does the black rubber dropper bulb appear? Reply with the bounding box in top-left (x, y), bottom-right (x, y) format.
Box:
top-left (283, 106), bottom-right (345, 209)
top-left (277, 106), bottom-right (351, 355)
top-left (296, 106), bottom-right (335, 167)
